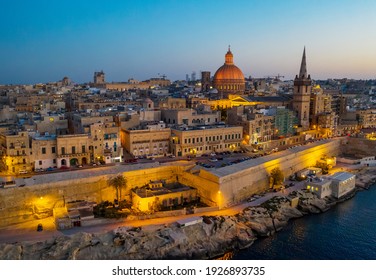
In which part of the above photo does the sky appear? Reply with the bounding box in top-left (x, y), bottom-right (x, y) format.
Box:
top-left (1, 0), bottom-right (375, 84)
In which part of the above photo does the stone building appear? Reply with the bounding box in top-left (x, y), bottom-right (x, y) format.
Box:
top-left (90, 122), bottom-right (122, 164)
top-left (161, 108), bottom-right (220, 127)
top-left (157, 97), bottom-right (186, 109)
top-left (170, 124), bottom-right (243, 156)
top-left (227, 106), bottom-right (275, 145)
top-left (306, 172), bottom-right (355, 199)
top-left (121, 122), bottom-right (171, 157)
top-left (56, 134), bottom-right (91, 167)
top-left (357, 109), bottom-right (376, 128)
top-left (31, 134), bottom-right (57, 170)
top-left (94, 71), bottom-right (105, 85)
top-left (201, 71), bottom-right (211, 92)
top-left (0, 131), bottom-right (32, 174)
top-left (35, 114), bottom-right (68, 136)
top-left (310, 85), bottom-right (333, 126)
top-left (131, 181), bottom-right (197, 212)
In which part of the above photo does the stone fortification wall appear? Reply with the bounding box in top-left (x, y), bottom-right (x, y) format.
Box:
top-left (0, 165), bottom-right (185, 228)
top-left (203, 139), bottom-right (342, 208)
top-left (179, 171), bottom-right (220, 206)
top-left (0, 175), bottom-right (114, 227)
top-left (341, 138), bottom-right (376, 157)
top-left (0, 140), bottom-right (343, 227)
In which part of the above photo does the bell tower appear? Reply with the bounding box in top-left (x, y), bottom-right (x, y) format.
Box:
top-left (292, 47), bottom-right (312, 129)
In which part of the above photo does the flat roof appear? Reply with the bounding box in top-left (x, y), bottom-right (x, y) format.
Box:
top-left (133, 184), bottom-right (193, 198)
top-left (331, 172), bottom-right (355, 181)
top-left (172, 124), bottom-right (241, 131)
top-left (208, 139), bottom-right (338, 178)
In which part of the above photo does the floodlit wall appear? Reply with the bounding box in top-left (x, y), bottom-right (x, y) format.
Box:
top-left (0, 140), bottom-right (343, 227)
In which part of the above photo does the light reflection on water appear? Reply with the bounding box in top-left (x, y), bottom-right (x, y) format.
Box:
top-left (233, 185), bottom-right (376, 260)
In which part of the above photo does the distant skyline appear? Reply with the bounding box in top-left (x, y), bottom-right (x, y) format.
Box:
top-left (1, 0), bottom-right (376, 84)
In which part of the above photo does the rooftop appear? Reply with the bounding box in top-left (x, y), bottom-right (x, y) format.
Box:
top-left (132, 183), bottom-right (194, 198)
top-left (208, 139), bottom-right (339, 178)
top-left (171, 123), bottom-right (236, 131)
top-left (330, 172), bottom-right (355, 181)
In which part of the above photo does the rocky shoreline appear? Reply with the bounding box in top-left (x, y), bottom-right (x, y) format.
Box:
top-left (1, 169), bottom-right (375, 260)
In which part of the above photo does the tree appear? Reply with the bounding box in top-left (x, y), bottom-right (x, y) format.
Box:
top-left (107, 174), bottom-right (127, 204)
top-left (270, 167), bottom-right (284, 188)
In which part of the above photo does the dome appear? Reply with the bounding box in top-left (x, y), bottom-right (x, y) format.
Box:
top-left (213, 64), bottom-right (245, 81)
top-left (213, 47), bottom-right (245, 95)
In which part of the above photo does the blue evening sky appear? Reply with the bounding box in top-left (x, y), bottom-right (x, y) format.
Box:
top-left (1, 0), bottom-right (375, 84)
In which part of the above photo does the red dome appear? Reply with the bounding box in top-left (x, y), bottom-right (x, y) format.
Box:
top-left (213, 47), bottom-right (245, 94)
top-left (213, 64), bottom-right (245, 81)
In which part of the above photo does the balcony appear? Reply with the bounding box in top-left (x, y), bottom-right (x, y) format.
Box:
top-left (57, 152), bottom-right (91, 158)
top-left (224, 139), bottom-right (240, 143)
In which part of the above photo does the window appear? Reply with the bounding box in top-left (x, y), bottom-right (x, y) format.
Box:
top-left (42, 147), bottom-right (46, 154)
top-left (39, 161), bottom-right (42, 165)
top-left (61, 147), bottom-right (65, 154)
top-left (82, 145), bottom-right (86, 153)
top-left (52, 147), bottom-right (56, 153)
top-left (53, 159), bottom-right (56, 164)
top-left (72, 146), bottom-right (76, 154)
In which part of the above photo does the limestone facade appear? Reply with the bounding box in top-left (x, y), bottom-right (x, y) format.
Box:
top-left (170, 125), bottom-right (243, 156)
top-left (0, 131), bottom-right (32, 174)
top-left (161, 109), bottom-right (220, 126)
top-left (121, 123), bottom-right (171, 157)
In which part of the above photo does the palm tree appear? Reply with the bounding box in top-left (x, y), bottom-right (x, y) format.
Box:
top-left (107, 174), bottom-right (127, 204)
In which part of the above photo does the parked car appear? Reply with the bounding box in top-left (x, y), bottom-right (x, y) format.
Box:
top-left (46, 167), bottom-right (54, 172)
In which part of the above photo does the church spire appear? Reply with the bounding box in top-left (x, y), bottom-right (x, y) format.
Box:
top-left (299, 46), bottom-right (307, 79)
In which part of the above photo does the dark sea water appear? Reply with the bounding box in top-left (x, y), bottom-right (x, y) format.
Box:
top-left (233, 184), bottom-right (376, 260)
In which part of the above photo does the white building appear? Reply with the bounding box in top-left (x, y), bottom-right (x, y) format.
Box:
top-left (306, 172), bottom-right (355, 199)
top-left (330, 172), bottom-right (356, 199)
top-left (360, 156), bottom-right (376, 167)
top-left (306, 178), bottom-right (332, 199)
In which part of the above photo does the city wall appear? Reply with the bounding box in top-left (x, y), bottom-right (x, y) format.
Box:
top-left (341, 138), bottom-right (376, 157)
top-left (0, 140), bottom-right (343, 227)
top-left (0, 165), bottom-right (186, 228)
top-left (183, 139), bottom-right (343, 208)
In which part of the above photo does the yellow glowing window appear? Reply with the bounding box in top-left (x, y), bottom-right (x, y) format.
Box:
top-left (307, 186), bottom-right (310, 189)
top-left (49, 117), bottom-right (54, 122)
top-left (316, 187), bottom-right (319, 191)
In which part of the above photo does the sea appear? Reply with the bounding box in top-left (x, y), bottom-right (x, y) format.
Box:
top-left (233, 184), bottom-right (376, 260)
